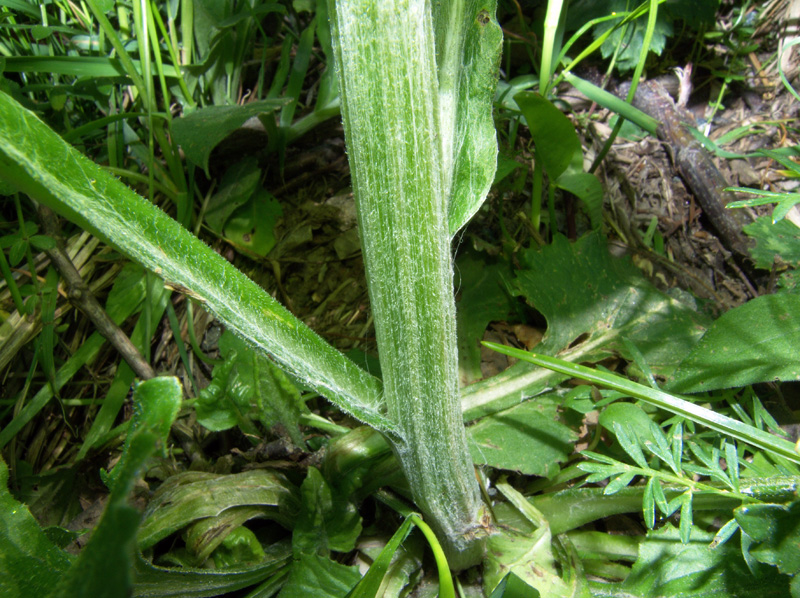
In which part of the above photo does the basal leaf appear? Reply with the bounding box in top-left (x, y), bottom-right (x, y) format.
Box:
top-left (669, 293), bottom-right (800, 393)
top-left (184, 505), bottom-right (270, 566)
top-left (132, 544), bottom-right (291, 597)
top-left (137, 470), bottom-right (299, 551)
top-left (514, 233), bottom-right (709, 371)
top-left (293, 467), bottom-right (362, 557)
top-left (212, 527), bottom-right (266, 568)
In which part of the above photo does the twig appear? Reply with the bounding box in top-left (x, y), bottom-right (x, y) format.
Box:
top-left (37, 205), bottom-right (155, 380)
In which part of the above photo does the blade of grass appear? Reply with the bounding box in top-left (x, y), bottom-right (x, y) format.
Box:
top-left (0, 56), bottom-right (179, 78)
top-left (590, 0), bottom-right (660, 173)
top-left (562, 71), bottom-right (658, 136)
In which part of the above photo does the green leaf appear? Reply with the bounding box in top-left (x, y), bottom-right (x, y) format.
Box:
top-left (484, 343), bottom-right (800, 465)
top-left (224, 187), bottom-right (283, 257)
top-left (345, 515), bottom-right (416, 598)
top-left (439, 1), bottom-right (504, 236)
top-left (184, 505), bottom-right (271, 566)
top-left (50, 377), bottom-right (183, 598)
top-left (2, 56), bottom-right (180, 79)
top-left (617, 524), bottom-right (791, 597)
top-left (137, 470), bottom-right (299, 551)
top-left (468, 399), bottom-right (576, 477)
top-left (489, 572), bottom-right (541, 598)
top-left (678, 491), bottom-right (693, 543)
top-left (516, 233), bottom-right (709, 369)
top-left (0, 89), bottom-right (392, 439)
top-left (101, 377), bottom-right (182, 492)
top-left (29, 234), bottom-right (56, 251)
top-left (643, 478), bottom-right (657, 529)
top-left (711, 518), bottom-right (740, 549)
top-left (600, 403), bottom-right (654, 468)
top-left (669, 294), bottom-right (800, 392)
top-left (570, 0), bottom-right (672, 72)
top-left (483, 482), bottom-right (577, 598)
top-left (455, 250), bottom-right (515, 385)
top-left (204, 158), bottom-right (262, 234)
top-left (171, 100), bottom-right (288, 175)
top-left (0, 459), bottom-right (73, 598)
top-left (514, 92), bottom-right (581, 181)
top-left (196, 331), bottom-right (310, 448)
top-left (278, 553), bottom-right (360, 598)
top-left (604, 471), bottom-right (637, 495)
top-left (212, 527), bottom-right (266, 568)
top-left (553, 171), bottom-right (603, 231)
top-left (610, 421), bottom-right (649, 469)
top-left (292, 467), bottom-right (362, 557)
top-left (462, 233), bottom-right (709, 420)
top-left (38, 268), bottom-right (60, 395)
top-left (562, 72), bottom-right (659, 136)
top-left (195, 353), bottom-right (239, 431)
top-left (131, 545), bottom-right (291, 598)
top-left (743, 215), bottom-right (800, 292)
top-left (735, 501), bottom-right (800, 577)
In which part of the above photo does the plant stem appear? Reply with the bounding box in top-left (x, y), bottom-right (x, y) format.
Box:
top-left (328, 0), bottom-right (487, 569)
